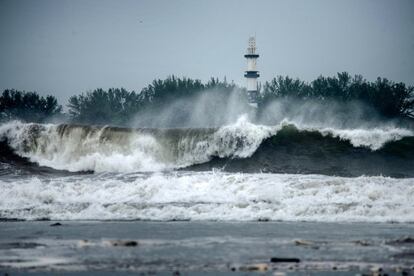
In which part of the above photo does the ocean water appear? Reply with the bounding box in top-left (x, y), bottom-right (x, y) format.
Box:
top-left (0, 118), bottom-right (413, 222)
top-left (0, 118), bottom-right (414, 274)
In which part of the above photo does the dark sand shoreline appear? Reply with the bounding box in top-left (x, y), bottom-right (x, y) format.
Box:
top-left (1, 221), bottom-right (413, 275)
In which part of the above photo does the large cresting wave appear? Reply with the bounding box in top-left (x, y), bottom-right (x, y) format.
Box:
top-left (0, 117), bottom-right (413, 177)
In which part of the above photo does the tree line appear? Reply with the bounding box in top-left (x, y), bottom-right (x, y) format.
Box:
top-left (0, 89), bottom-right (63, 123)
top-left (1, 73), bottom-right (413, 125)
top-left (260, 72), bottom-right (414, 119)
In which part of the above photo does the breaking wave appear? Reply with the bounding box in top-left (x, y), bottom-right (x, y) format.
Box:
top-left (0, 117), bottom-right (413, 176)
top-left (0, 116), bottom-right (272, 172)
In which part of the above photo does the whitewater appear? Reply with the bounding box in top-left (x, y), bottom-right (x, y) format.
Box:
top-left (1, 171), bottom-right (413, 222)
top-left (0, 117), bottom-right (413, 223)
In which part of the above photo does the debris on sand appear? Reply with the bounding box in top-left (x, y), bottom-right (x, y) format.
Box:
top-left (78, 239), bottom-right (139, 247)
top-left (294, 239), bottom-right (313, 246)
top-left (353, 240), bottom-right (372, 246)
top-left (387, 236), bottom-right (414, 244)
top-left (106, 240), bottom-right (138, 247)
top-left (270, 257), bottom-right (300, 263)
top-left (239, 263), bottom-right (268, 271)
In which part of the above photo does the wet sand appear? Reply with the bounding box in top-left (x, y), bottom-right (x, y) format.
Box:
top-left (0, 221), bottom-right (413, 275)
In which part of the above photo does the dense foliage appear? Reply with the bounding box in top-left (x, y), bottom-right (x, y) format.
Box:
top-left (0, 89), bottom-right (62, 123)
top-left (1, 73), bottom-right (413, 125)
top-left (67, 88), bottom-right (141, 125)
top-left (261, 72), bottom-right (414, 119)
top-left (67, 76), bottom-right (239, 125)
top-left (139, 76), bottom-right (237, 109)
top-left (133, 76), bottom-right (245, 127)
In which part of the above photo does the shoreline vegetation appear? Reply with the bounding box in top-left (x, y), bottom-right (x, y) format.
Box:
top-left (1, 72), bottom-right (413, 126)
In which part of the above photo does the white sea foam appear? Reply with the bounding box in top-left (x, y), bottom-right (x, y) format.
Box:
top-left (319, 127), bottom-right (413, 150)
top-left (0, 172), bottom-right (413, 222)
top-left (278, 119), bottom-right (414, 150)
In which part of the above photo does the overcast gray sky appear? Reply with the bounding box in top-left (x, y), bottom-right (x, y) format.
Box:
top-left (1, 0), bottom-right (413, 104)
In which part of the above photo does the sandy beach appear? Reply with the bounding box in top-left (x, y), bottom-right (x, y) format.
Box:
top-left (1, 221), bottom-right (413, 275)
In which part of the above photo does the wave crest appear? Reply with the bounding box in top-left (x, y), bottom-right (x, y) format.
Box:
top-left (0, 118), bottom-right (413, 174)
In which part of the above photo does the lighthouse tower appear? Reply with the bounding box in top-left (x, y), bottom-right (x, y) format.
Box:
top-left (244, 36), bottom-right (260, 107)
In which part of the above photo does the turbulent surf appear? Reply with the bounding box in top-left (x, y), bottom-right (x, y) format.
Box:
top-left (1, 118), bottom-right (413, 176)
top-left (1, 118), bottom-right (413, 222)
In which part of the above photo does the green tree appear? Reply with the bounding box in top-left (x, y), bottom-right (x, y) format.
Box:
top-left (67, 76), bottom-right (244, 127)
top-left (261, 76), bottom-right (307, 103)
top-left (0, 89), bottom-right (62, 122)
top-left (68, 88), bottom-right (141, 125)
top-left (139, 75), bottom-right (205, 109)
top-left (260, 72), bottom-right (414, 119)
